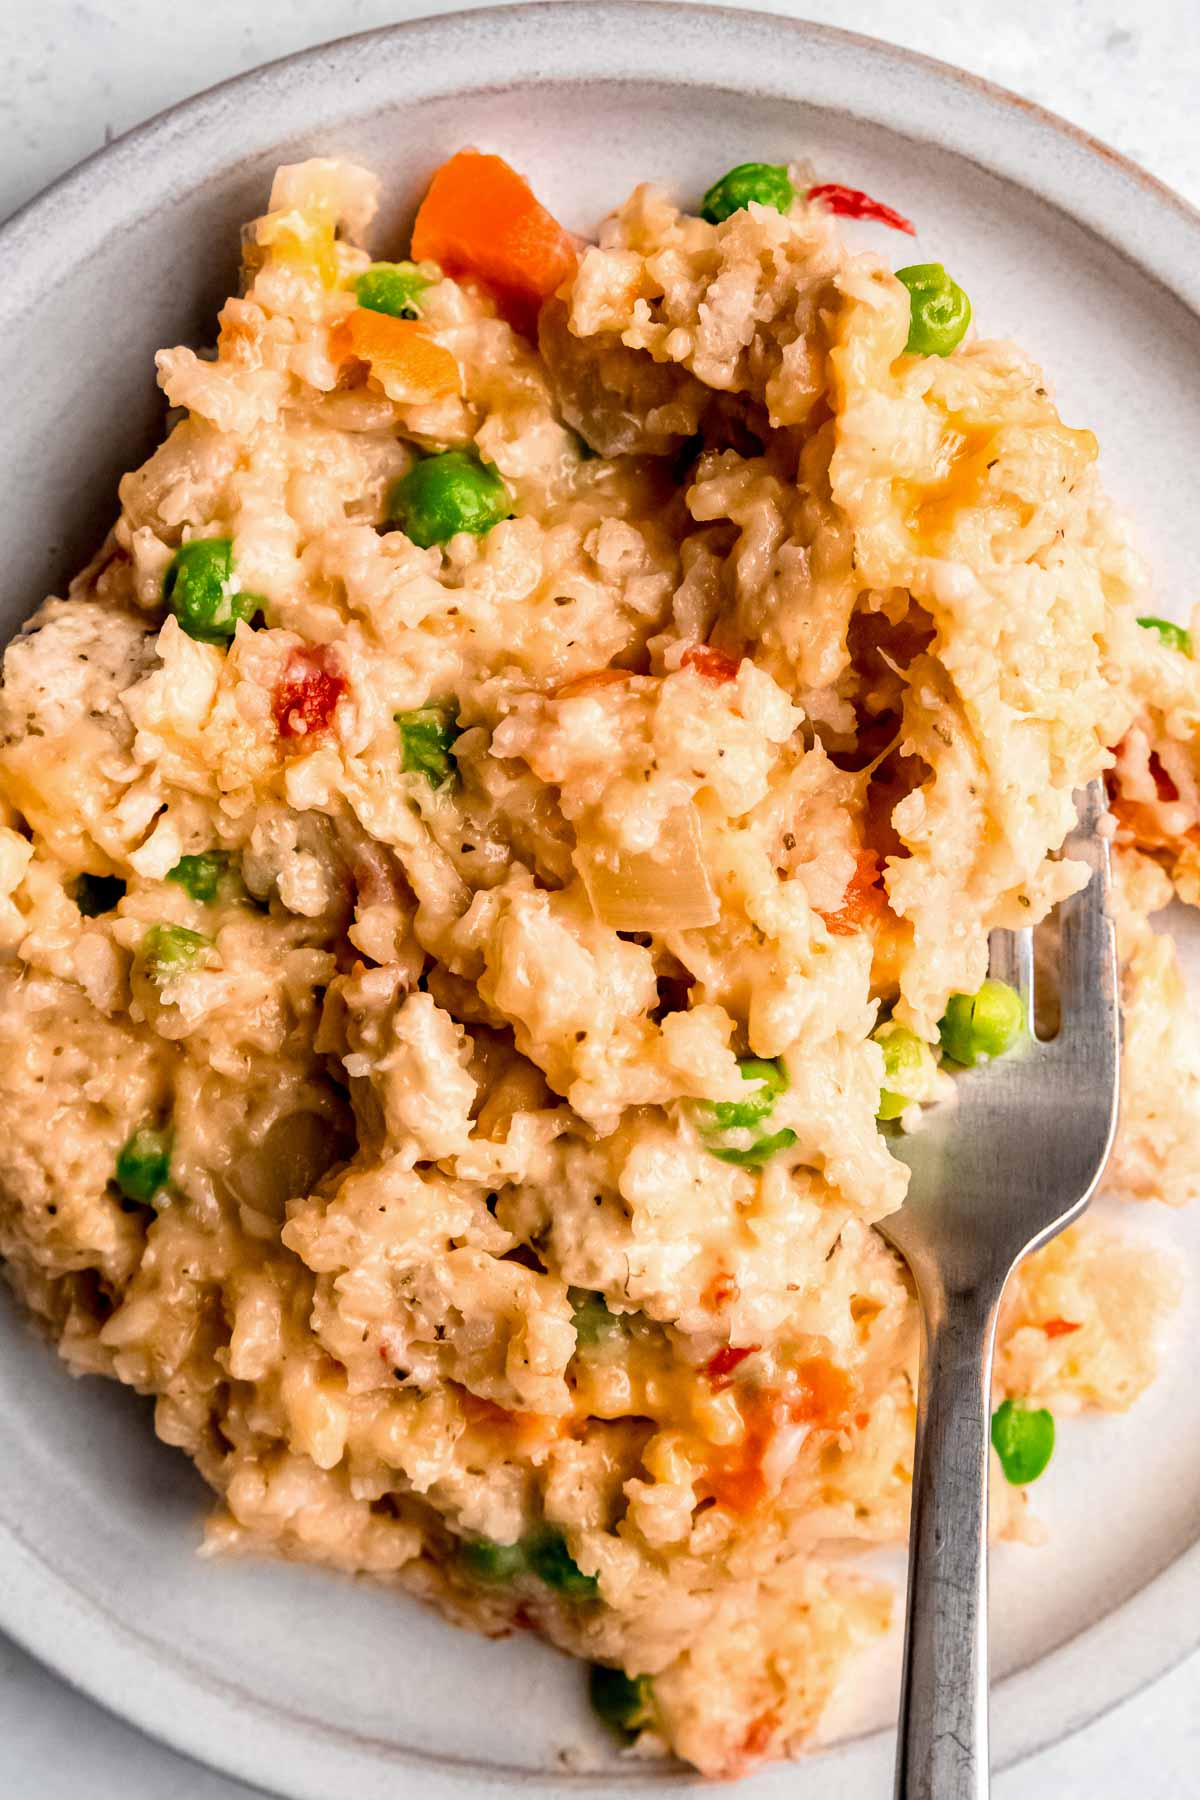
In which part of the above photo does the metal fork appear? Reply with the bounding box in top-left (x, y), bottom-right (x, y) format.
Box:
top-left (877, 781), bottom-right (1120, 1800)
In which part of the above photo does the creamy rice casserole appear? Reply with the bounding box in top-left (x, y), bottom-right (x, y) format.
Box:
top-left (0, 150), bottom-right (1197, 1775)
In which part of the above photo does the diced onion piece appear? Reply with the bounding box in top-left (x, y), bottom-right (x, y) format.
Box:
top-left (255, 209), bottom-right (338, 286)
top-left (575, 805), bottom-right (718, 932)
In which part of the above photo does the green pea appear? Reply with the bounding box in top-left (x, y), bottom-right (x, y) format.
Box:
top-left (874, 1024), bottom-right (937, 1121)
top-left (701, 162), bottom-right (795, 225)
top-left (939, 978), bottom-right (1023, 1067)
top-left (162, 538), bottom-right (258, 642)
top-left (395, 705), bottom-right (460, 786)
top-left (568, 1288), bottom-right (620, 1348)
top-left (459, 1535), bottom-right (527, 1584)
top-left (697, 1060), bottom-right (794, 1163)
top-left (167, 851), bottom-right (230, 904)
top-left (526, 1528), bottom-right (598, 1600)
top-left (707, 1057), bottom-right (788, 1132)
top-left (709, 1127), bottom-right (798, 1168)
top-left (1137, 615), bottom-right (1192, 656)
top-left (386, 451), bottom-right (513, 549)
top-left (115, 1124), bottom-right (171, 1205)
top-left (895, 263), bottom-right (972, 357)
top-left (72, 873), bottom-right (125, 917)
top-left (353, 260), bottom-right (437, 319)
top-left (589, 1665), bottom-right (655, 1738)
top-left (991, 1398), bottom-right (1055, 1485)
top-left (140, 923), bottom-right (212, 984)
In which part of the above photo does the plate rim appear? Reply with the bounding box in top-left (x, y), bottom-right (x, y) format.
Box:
top-left (1, 4), bottom-right (1198, 1794)
top-left (4, 0), bottom-right (1200, 304)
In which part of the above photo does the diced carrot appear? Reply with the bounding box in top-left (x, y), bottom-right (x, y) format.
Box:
top-left (459, 1391), bottom-right (561, 1451)
top-left (702, 1271), bottom-right (738, 1310)
top-left (555, 667), bottom-right (634, 700)
top-left (704, 1344), bottom-right (760, 1386)
top-left (707, 1460), bottom-right (768, 1514)
top-left (681, 645), bottom-right (740, 682)
top-left (704, 1392), bottom-right (773, 1514)
top-left (740, 1710), bottom-right (781, 1760)
top-left (1043, 1317), bottom-right (1082, 1339)
top-left (411, 150), bottom-right (577, 337)
top-left (817, 846), bottom-right (887, 936)
top-left (332, 309), bottom-right (460, 402)
top-left (704, 1366), bottom-right (850, 1516)
top-left (789, 1356), bottom-right (854, 1423)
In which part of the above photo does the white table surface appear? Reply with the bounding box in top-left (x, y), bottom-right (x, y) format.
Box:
top-left (1, 1), bottom-right (1198, 1795)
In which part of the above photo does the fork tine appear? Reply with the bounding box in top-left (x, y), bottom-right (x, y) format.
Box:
top-left (988, 925), bottom-right (1033, 1002)
top-left (1056, 779), bottom-right (1119, 1030)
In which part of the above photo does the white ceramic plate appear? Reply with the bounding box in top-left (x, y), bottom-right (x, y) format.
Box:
top-left (0, 7), bottom-right (1198, 1796)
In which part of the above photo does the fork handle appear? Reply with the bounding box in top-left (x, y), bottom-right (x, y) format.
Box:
top-left (894, 1271), bottom-right (1001, 1800)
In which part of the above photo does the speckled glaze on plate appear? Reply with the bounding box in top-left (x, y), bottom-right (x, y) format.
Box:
top-left (0, 7), bottom-right (1198, 1796)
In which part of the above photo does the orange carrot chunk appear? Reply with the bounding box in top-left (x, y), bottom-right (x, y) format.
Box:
top-left (707, 1460), bottom-right (769, 1514)
top-left (333, 309), bottom-right (460, 402)
top-left (740, 1711), bottom-right (782, 1761)
top-left (411, 150), bottom-right (576, 337)
top-left (789, 1356), bottom-right (855, 1423)
top-left (704, 1366), bottom-right (852, 1516)
top-left (702, 1271), bottom-right (738, 1310)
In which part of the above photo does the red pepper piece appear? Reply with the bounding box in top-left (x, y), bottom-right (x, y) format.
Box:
top-left (704, 1344), bottom-right (759, 1386)
top-left (808, 182), bottom-right (916, 236)
top-left (273, 645), bottom-right (347, 741)
top-left (681, 644), bottom-right (740, 682)
top-left (818, 847), bottom-right (887, 936)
